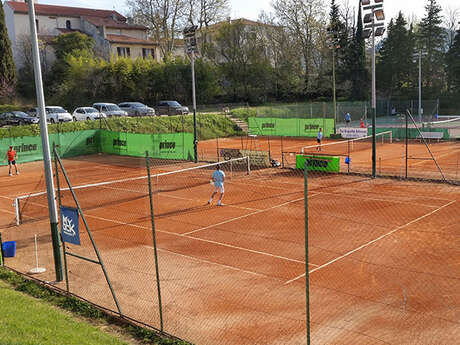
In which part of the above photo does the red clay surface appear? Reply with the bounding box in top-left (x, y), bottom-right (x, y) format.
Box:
top-left (0, 153), bottom-right (459, 345)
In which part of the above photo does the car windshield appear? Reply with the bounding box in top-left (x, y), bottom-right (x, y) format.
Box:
top-left (106, 105), bottom-right (121, 111)
top-left (168, 101), bottom-right (181, 107)
top-left (84, 108), bottom-right (98, 113)
top-left (132, 103), bottom-right (146, 108)
top-left (47, 108), bottom-right (67, 113)
top-left (12, 111), bottom-right (30, 118)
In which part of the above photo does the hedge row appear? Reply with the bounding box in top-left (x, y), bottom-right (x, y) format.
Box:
top-left (0, 113), bottom-right (241, 140)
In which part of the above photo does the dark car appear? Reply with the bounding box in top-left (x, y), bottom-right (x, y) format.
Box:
top-left (155, 101), bottom-right (189, 116)
top-left (0, 111), bottom-right (40, 126)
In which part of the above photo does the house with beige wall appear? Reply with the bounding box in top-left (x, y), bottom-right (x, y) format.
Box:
top-left (3, 0), bottom-right (160, 68)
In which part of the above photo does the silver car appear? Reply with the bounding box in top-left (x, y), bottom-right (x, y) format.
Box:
top-left (28, 106), bottom-right (73, 123)
top-left (92, 103), bottom-right (128, 117)
top-left (72, 107), bottom-right (106, 121)
top-left (118, 102), bottom-right (155, 116)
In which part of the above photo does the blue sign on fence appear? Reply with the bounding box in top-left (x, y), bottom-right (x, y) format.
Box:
top-left (60, 206), bottom-right (80, 245)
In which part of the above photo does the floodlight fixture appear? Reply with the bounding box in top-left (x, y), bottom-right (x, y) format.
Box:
top-left (374, 0), bottom-right (383, 3)
top-left (374, 9), bottom-right (385, 21)
top-left (363, 13), bottom-right (373, 24)
top-left (375, 27), bottom-right (385, 36)
top-left (361, 0), bottom-right (371, 5)
top-left (363, 29), bottom-right (372, 39)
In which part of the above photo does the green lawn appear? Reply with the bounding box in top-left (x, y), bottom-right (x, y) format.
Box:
top-left (0, 280), bottom-right (132, 345)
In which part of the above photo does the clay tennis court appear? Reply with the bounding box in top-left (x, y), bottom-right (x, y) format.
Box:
top-left (200, 135), bottom-right (460, 182)
top-left (1, 153), bottom-right (459, 345)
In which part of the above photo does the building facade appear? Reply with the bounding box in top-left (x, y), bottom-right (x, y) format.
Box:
top-left (3, 0), bottom-right (160, 68)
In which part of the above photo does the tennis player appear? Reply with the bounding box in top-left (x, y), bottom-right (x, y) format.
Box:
top-left (316, 128), bottom-right (323, 151)
top-left (208, 165), bottom-right (225, 206)
top-left (4, 146), bottom-right (19, 176)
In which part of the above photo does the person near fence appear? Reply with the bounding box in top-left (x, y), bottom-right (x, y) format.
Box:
top-left (345, 112), bottom-right (351, 126)
top-left (360, 118), bottom-right (365, 128)
top-left (208, 164), bottom-right (225, 206)
top-left (316, 128), bottom-right (323, 151)
top-left (4, 146), bottom-right (19, 176)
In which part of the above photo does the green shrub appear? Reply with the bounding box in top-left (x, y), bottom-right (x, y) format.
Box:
top-left (0, 104), bottom-right (22, 113)
top-left (231, 107), bottom-right (257, 122)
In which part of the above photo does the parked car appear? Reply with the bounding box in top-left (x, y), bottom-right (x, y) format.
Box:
top-left (72, 107), bottom-right (106, 121)
top-left (28, 106), bottom-right (73, 123)
top-left (154, 101), bottom-right (189, 116)
top-left (0, 111), bottom-right (40, 126)
top-left (118, 102), bottom-right (155, 116)
top-left (92, 103), bottom-right (128, 117)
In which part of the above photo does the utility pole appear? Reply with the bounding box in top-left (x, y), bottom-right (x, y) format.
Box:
top-left (27, 0), bottom-right (63, 281)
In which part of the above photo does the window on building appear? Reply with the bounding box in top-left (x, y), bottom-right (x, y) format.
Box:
top-left (117, 47), bottom-right (131, 58)
top-left (35, 19), bottom-right (39, 33)
top-left (142, 48), bottom-right (155, 59)
top-left (66, 20), bottom-right (71, 29)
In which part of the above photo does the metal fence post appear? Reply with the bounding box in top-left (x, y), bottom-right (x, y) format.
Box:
top-left (304, 161), bottom-right (311, 345)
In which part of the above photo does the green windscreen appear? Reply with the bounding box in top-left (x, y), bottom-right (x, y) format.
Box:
top-left (248, 117), bottom-right (335, 137)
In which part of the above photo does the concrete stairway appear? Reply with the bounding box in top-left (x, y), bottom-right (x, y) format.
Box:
top-left (225, 114), bottom-right (248, 133)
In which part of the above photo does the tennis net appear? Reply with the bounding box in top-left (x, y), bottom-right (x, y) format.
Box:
top-left (422, 116), bottom-right (460, 129)
top-left (300, 131), bottom-right (392, 156)
top-left (15, 156), bottom-right (250, 225)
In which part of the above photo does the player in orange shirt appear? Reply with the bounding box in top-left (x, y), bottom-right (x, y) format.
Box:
top-left (4, 146), bottom-right (19, 176)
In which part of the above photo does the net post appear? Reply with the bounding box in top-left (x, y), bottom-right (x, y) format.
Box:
top-left (14, 198), bottom-right (20, 226)
top-left (145, 151), bottom-right (164, 332)
top-left (247, 156), bottom-right (250, 175)
top-left (303, 161), bottom-right (311, 345)
top-left (230, 159), bottom-right (233, 179)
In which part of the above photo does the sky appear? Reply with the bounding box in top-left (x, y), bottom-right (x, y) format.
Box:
top-left (31, 0), bottom-right (460, 27)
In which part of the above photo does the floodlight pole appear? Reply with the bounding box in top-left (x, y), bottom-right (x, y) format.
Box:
top-left (371, 17), bottom-right (376, 178)
top-left (191, 49), bottom-right (198, 163)
top-left (418, 50), bottom-right (422, 123)
top-left (332, 46), bottom-right (337, 134)
top-left (27, 0), bottom-right (63, 281)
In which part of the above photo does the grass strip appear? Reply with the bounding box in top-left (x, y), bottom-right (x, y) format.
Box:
top-left (0, 268), bottom-right (191, 345)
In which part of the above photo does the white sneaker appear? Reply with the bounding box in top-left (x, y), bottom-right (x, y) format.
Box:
top-left (217, 202), bottom-right (223, 206)
top-left (9, 173), bottom-right (12, 176)
top-left (16, 171), bottom-right (19, 175)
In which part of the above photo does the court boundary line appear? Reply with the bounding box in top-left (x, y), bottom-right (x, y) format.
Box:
top-left (183, 196), bottom-right (308, 235)
top-left (85, 212), bottom-right (314, 266)
top-left (284, 199), bottom-right (456, 285)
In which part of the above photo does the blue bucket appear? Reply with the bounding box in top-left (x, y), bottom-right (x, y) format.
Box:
top-left (2, 241), bottom-right (16, 258)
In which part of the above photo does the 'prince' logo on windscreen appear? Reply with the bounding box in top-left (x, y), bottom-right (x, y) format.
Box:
top-left (160, 141), bottom-right (175, 150)
top-left (262, 123), bottom-right (275, 129)
top-left (113, 139), bottom-right (127, 147)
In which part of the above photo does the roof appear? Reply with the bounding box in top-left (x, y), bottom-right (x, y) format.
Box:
top-left (5, 1), bottom-right (125, 20)
top-left (106, 34), bottom-right (157, 46)
top-left (83, 16), bottom-right (147, 30)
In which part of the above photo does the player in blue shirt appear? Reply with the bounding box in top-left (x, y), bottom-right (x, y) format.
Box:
top-left (208, 165), bottom-right (225, 206)
top-left (316, 128), bottom-right (323, 151)
top-left (345, 112), bottom-right (351, 126)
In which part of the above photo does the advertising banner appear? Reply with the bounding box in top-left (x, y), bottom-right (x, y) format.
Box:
top-left (248, 117), bottom-right (335, 137)
top-left (60, 206), bottom-right (80, 245)
top-left (339, 127), bottom-right (368, 139)
top-left (296, 154), bottom-right (340, 172)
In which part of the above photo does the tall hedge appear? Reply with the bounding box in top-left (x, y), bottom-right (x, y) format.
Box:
top-left (0, 1), bottom-right (17, 96)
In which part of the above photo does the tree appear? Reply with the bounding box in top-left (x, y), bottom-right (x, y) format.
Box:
top-left (271, 0), bottom-right (326, 95)
top-left (127, 0), bottom-right (188, 60)
top-left (344, 2), bottom-right (369, 100)
top-left (187, 0), bottom-right (230, 29)
top-left (53, 32), bottom-right (95, 60)
top-left (0, 0), bottom-right (17, 100)
top-left (418, 0), bottom-right (446, 93)
top-left (446, 28), bottom-right (460, 93)
top-left (328, 0), bottom-right (350, 94)
top-left (376, 12), bottom-right (415, 98)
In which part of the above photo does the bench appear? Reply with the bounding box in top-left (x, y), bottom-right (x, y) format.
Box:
top-left (416, 132), bottom-right (444, 141)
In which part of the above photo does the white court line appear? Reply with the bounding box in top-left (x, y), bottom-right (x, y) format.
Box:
top-left (284, 200), bottom-right (456, 285)
top-left (183, 197), bottom-right (307, 235)
top-left (85, 212), bottom-right (311, 265)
